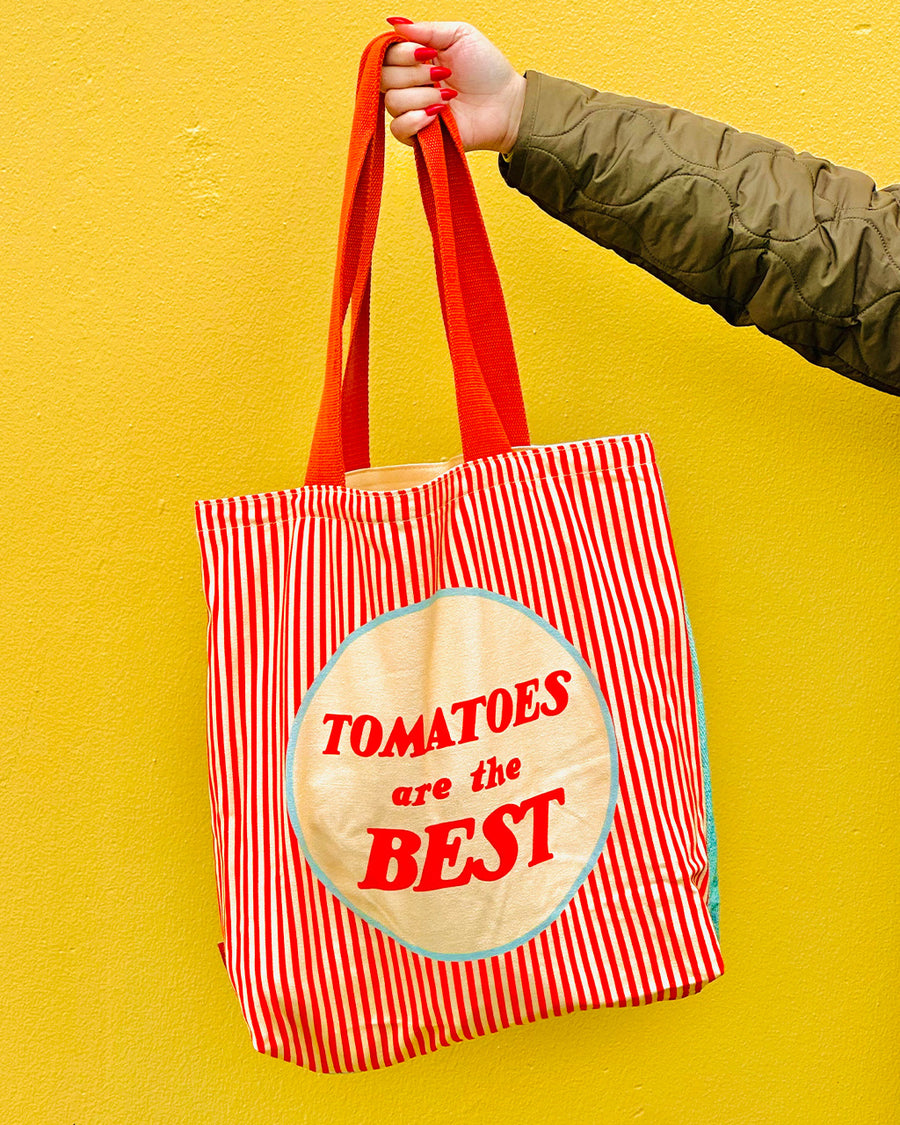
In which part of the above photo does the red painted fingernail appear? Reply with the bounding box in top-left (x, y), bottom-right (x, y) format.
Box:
top-left (440, 88), bottom-right (458, 101)
top-left (386, 16), bottom-right (413, 25)
top-left (424, 104), bottom-right (446, 116)
top-left (414, 47), bottom-right (438, 60)
top-left (430, 66), bottom-right (452, 81)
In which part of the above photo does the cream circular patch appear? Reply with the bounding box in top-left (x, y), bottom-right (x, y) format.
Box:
top-left (286, 588), bottom-right (617, 960)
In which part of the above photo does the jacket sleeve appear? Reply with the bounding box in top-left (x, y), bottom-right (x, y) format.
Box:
top-left (499, 71), bottom-right (900, 395)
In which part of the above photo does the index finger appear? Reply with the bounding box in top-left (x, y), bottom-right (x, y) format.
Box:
top-left (383, 41), bottom-right (423, 67)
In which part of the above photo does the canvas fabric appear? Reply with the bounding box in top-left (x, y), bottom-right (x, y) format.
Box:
top-left (195, 33), bottom-right (723, 1073)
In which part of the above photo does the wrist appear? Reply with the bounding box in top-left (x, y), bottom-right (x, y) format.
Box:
top-left (498, 73), bottom-right (527, 155)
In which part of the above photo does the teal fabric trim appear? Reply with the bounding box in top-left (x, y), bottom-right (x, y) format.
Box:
top-left (684, 609), bottom-right (720, 937)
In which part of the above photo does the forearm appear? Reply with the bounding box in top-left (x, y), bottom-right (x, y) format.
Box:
top-left (500, 71), bottom-right (900, 395)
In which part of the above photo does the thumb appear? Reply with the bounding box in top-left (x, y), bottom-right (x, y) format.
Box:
top-left (385, 19), bottom-right (467, 52)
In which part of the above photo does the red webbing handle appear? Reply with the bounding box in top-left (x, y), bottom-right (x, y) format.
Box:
top-left (305, 33), bottom-right (529, 487)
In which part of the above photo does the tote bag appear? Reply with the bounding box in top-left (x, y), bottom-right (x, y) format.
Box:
top-left (195, 32), bottom-right (723, 1073)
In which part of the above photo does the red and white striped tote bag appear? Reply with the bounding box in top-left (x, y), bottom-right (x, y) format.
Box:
top-left (195, 33), bottom-right (723, 1073)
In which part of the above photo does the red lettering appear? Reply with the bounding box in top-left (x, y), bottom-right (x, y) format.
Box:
top-left (432, 777), bottom-right (452, 800)
top-left (362, 788), bottom-right (566, 893)
top-left (380, 714), bottom-right (425, 757)
top-left (350, 714), bottom-right (383, 757)
top-left (321, 713), bottom-right (352, 755)
top-left (327, 671), bottom-right (572, 762)
top-left (519, 788), bottom-right (566, 866)
top-left (357, 828), bottom-right (421, 890)
top-left (470, 759), bottom-right (486, 791)
top-left (486, 688), bottom-right (514, 733)
top-left (471, 754), bottom-right (519, 791)
top-left (540, 669), bottom-right (572, 717)
top-left (426, 707), bottom-right (456, 752)
top-left (450, 695), bottom-right (486, 743)
top-left (513, 678), bottom-right (541, 725)
top-left (414, 818), bottom-right (475, 891)
top-left (468, 802), bottom-right (521, 882)
top-left (393, 779), bottom-right (452, 805)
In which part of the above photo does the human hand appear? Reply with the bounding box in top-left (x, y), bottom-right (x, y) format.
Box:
top-left (380, 19), bottom-right (526, 153)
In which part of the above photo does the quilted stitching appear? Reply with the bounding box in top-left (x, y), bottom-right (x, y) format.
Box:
top-left (504, 72), bottom-right (900, 393)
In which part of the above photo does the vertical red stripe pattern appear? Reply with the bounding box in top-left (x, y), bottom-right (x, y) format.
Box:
top-left (195, 433), bottom-right (723, 1072)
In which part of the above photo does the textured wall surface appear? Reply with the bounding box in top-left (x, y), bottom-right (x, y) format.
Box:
top-left (3, 2), bottom-right (898, 1122)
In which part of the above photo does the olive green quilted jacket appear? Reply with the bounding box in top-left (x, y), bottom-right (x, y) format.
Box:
top-left (500, 72), bottom-right (899, 395)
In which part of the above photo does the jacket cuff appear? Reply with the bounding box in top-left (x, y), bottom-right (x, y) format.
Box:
top-left (497, 71), bottom-right (631, 211)
top-left (497, 71), bottom-right (545, 189)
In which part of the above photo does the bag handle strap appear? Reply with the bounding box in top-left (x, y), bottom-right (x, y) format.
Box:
top-left (305, 33), bottom-right (529, 487)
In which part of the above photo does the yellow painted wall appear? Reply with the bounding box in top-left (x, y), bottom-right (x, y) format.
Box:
top-left (3, 2), bottom-right (898, 1121)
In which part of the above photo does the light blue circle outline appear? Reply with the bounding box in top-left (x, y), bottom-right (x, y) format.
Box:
top-left (284, 586), bottom-right (619, 962)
